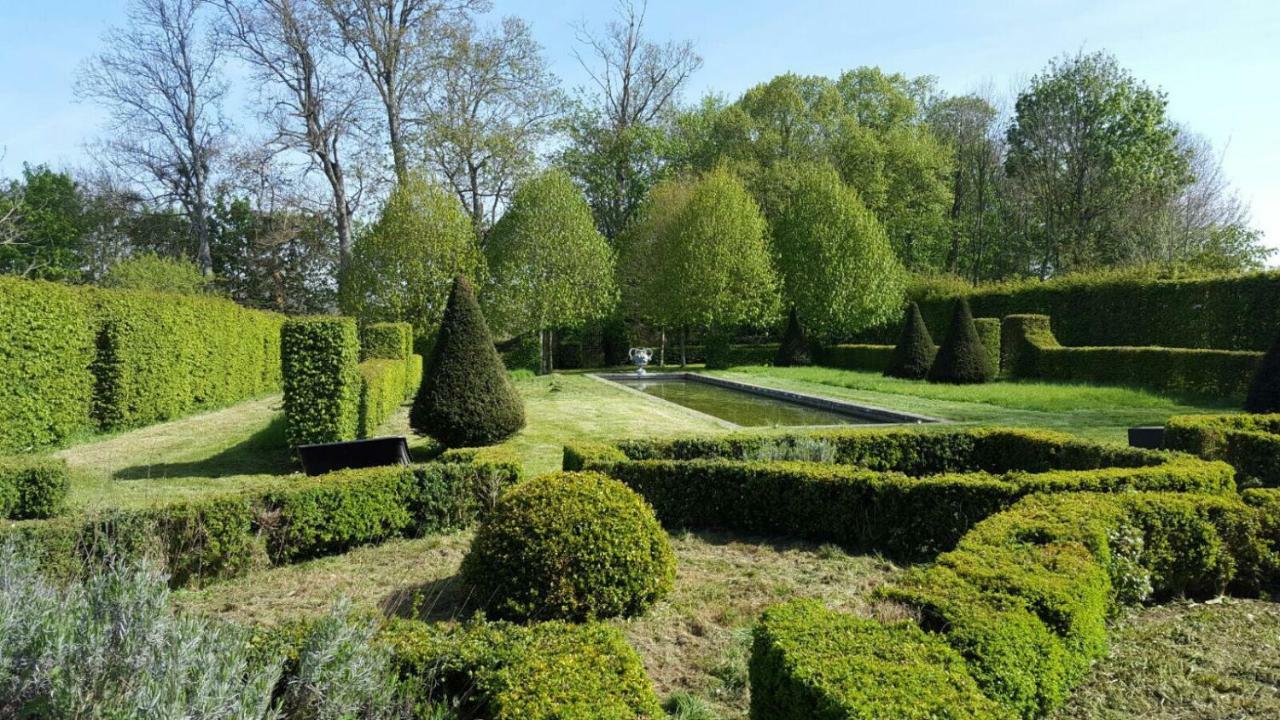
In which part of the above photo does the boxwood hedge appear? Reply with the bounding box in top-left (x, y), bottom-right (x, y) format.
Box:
top-left (0, 455), bottom-right (70, 519)
top-left (282, 317), bottom-right (361, 446)
top-left (0, 460), bottom-right (516, 587)
top-left (1166, 413), bottom-right (1280, 488)
top-left (565, 428), bottom-right (1235, 560)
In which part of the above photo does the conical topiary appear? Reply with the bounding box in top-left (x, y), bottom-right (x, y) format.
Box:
top-left (884, 302), bottom-right (936, 380)
top-left (774, 308), bottom-right (811, 367)
top-left (1245, 329), bottom-right (1280, 413)
top-left (927, 298), bottom-right (996, 384)
top-left (411, 276), bottom-right (525, 447)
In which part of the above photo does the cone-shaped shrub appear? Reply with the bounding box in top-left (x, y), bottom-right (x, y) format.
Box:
top-left (1245, 329), bottom-right (1280, 413)
top-left (927, 299), bottom-right (996, 384)
top-left (885, 302), bottom-right (936, 380)
top-left (411, 276), bottom-right (524, 447)
top-left (774, 308), bottom-right (811, 367)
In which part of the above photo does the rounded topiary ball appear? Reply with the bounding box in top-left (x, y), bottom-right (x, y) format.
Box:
top-left (460, 471), bottom-right (676, 622)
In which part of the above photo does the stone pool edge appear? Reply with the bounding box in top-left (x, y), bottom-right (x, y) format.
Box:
top-left (592, 372), bottom-right (945, 426)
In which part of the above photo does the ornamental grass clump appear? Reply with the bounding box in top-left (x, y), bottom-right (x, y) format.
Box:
top-left (928, 298), bottom-right (996, 384)
top-left (460, 471), bottom-right (675, 622)
top-left (885, 301), bottom-right (937, 380)
top-left (411, 276), bottom-right (524, 447)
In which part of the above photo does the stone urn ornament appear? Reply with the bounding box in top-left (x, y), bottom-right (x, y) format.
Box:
top-left (629, 347), bottom-right (654, 376)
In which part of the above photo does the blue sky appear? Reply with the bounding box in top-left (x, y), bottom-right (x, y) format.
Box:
top-left (2, 0), bottom-right (1278, 259)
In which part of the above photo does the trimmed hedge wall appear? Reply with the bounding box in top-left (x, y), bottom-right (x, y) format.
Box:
top-left (753, 490), bottom-right (1277, 719)
top-left (361, 321), bottom-right (422, 400)
top-left (1, 276), bottom-right (284, 454)
top-left (0, 460), bottom-right (517, 587)
top-left (357, 359), bottom-right (408, 438)
top-left (893, 271), bottom-right (1280, 352)
top-left (282, 317), bottom-right (361, 446)
top-left (813, 343), bottom-right (894, 372)
top-left (1166, 414), bottom-right (1280, 488)
top-left (974, 317), bottom-right (1002, 375)
top-left (1001, 314), bottom-right (1261, 397)
top-left (382, 618), bottom-right (663, 719)
top-left (704, 343), bottom-right (779, 369)
top-left (565, 428), bottom-right (1235, 559)
top-left (0, 455), bottom-right (70, 519)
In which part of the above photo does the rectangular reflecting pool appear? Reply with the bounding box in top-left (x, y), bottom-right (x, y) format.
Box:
top-left (602, 374), bottom-right (938, 427)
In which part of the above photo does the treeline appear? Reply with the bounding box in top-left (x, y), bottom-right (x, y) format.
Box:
top-left (0, 0), bottom-right (1268, 322)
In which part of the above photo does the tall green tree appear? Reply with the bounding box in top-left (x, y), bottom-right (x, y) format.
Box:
top-left (1005, 51), bottom-right (1193, 276)
top-left (770, 162), bottom-right (905, 338)
top-left (626, 167), bottom-right (779, 364)
top-left (484, 170), bottom-right (617, 373)
top-left (100, 253), bottom-right (212, 294)
top-left (0, 166), bottom-right (88, 281)
top-left (338, 174), bottom-right (484, 351)
top-left (927, 94), bottom-right (1005, 281)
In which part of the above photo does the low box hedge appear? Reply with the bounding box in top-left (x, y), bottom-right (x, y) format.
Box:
top-left (0, 460), bottom-right (517, 587)
top-left (565, 428), bottom-right (1233, 559)
top-left (1166, 414), bottom-right (1280, 488)
top-left (752, 490), bottom-right (1278, 719)
top-left (1002, 314), bottom-right (1261, 398)
top-left (0, 455), bottom-right (70, 519)
top-left (381, 617), bottom-right (663, 720)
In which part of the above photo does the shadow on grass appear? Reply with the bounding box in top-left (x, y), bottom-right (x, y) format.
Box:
top-left (383, 572), bottom-right (487, 622)
top-left (111, 414), bottom-right (296, 480)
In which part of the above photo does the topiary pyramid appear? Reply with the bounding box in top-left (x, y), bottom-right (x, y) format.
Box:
top-left (884, 302), bottom-right (936, 380)
top-left (927, 298), bottom-right (996, 384)
top-left (1245, 328), bottom-right (1280, 413)
top-left (411, 276), bottom-right (525, 447)
top-left (774, 307), bottom-right (811, 367)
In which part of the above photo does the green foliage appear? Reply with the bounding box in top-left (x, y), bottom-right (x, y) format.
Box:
top-left (277, 601), bottom-right (401, 720)
top-left (412, 277), bottom-right (525, 448)
top-left (0, 455), bottom-right (69, 519)
top-left (339, 175), bottom-right (484, 351)
top-left (361, 322), bottom-right (413, 361)
top-left (568, 427), bottom-right (1234, 560)
top-left (383, 617), bottom-right (663, 719)
top-left (774, 308), bottom-right (810, 367)
top-left (1166, 414), bottom-right (1280, 488)
top-left (813, 343), bottom-right (894, 372)
top-left (621, 167), bottom-right (779, 333)
top-left (358, 359), bottom-right (408, 438)
top-left (282, 317), bottom-right (361, 447)
top-left (100, 252), bottom-right (212, 295)
top-left (0, 275), bottom-right (283, 453)
top-left (461, 471), bottom-right (676, 622)
top-left (0, 276), bottom-right (95, 453)
top-left (1, 461), bottom-right (518, 587)
top-left (928, 299), bottom-right (996, 384)
top-left (1246, 328), bottom-right (1280, 413)
top-left (0, 165), bottom-right (89, 281)
top-left (974, 318), bottom-right (1002, 375)
top-left (884, 302), bottom-right (936, 379)
top-left (1002, 313), bottom-right (1262, 398)
top-left (484, 170), bottom-right (617, 343)
top-left (770, 162), bottom-right (905, 337)
top-left (750, 600), bottom-right (1007, 719)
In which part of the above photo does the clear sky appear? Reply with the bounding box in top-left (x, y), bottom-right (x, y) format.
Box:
top-left (2, 0), bottom-right (1277, 259)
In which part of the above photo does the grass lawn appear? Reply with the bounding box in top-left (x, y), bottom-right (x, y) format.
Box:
top-left (1052, 599), bottom-right (1280, 719)
top-left (177, 529), bottom-right (903, 720)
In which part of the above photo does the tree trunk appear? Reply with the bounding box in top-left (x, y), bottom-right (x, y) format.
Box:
top-left (388, 103), bottom-right (407, 183)
top-left (680, 326), bottom-right (687, 367)
top-left (659, 327), bottom-right (666, 367)
top-left (547, 329), bottom-right (555, 373)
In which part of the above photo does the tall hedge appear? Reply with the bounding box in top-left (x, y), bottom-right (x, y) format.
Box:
top-left (282, 317), bottom-right (361, 446)
top-left (411, 277), bottom-right (524, 448)
top-left (774, 308), bottom-right (810, 367)
top-left (928, 299), bottom-right (996, 384)
top-left (0, 276), bottom-right (284, 454)
top-left (1246, 328), bottom-right (1280, 413)
top-left (884, 302), bottom-right (935, 379)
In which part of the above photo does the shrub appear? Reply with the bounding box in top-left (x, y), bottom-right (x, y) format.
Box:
top-left (411, 276), bottom-right (525, 448)
top-left (1246, 327), bottom-right (1280, 412)
top-left (774, 308), bottom-right (811, 367)
top-left (282, 317), bottom-right (361, 447)
top-left (884, 301), bottom-right (936, 379)
top-left (750, 600), bottom-right (1006, 719)
top-left (1002, 314), bottom-right (1262, 397)
top-left (0, 276), bottom-right (95, 453)
top-left (360, 321), bottom-right (412, 361)
top-left (383, 617), bottom-right (663, 719)
top-left (0, 455), bottom-right (70, 519)
top-left (461, 471), bottom-right (675, 621)
top-left (99, 252), bottom-right (212, 295)
top-left (813, 343), bottom-right (894, 372)
top-left (357, 359), bottom-right (408, 438)
top-left (928, 299), bottom-right (996, 384)
top-left (1166, 414), bottom-right (1280, 487)
top-left (974, 317), bottom-right (1002, 375)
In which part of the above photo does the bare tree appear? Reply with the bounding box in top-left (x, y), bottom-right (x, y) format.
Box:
top-left (215, 0), bottom-right (363, 263)
top-left (320, 0), bottom-right (485, 181)
top-left (77, 0), bottom-right (226, 275)
top-left (418, 15), bottom-right (565, 239)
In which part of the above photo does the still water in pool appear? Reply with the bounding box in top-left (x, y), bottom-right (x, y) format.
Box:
top-left (619, 378), bottom-right (876, 426)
